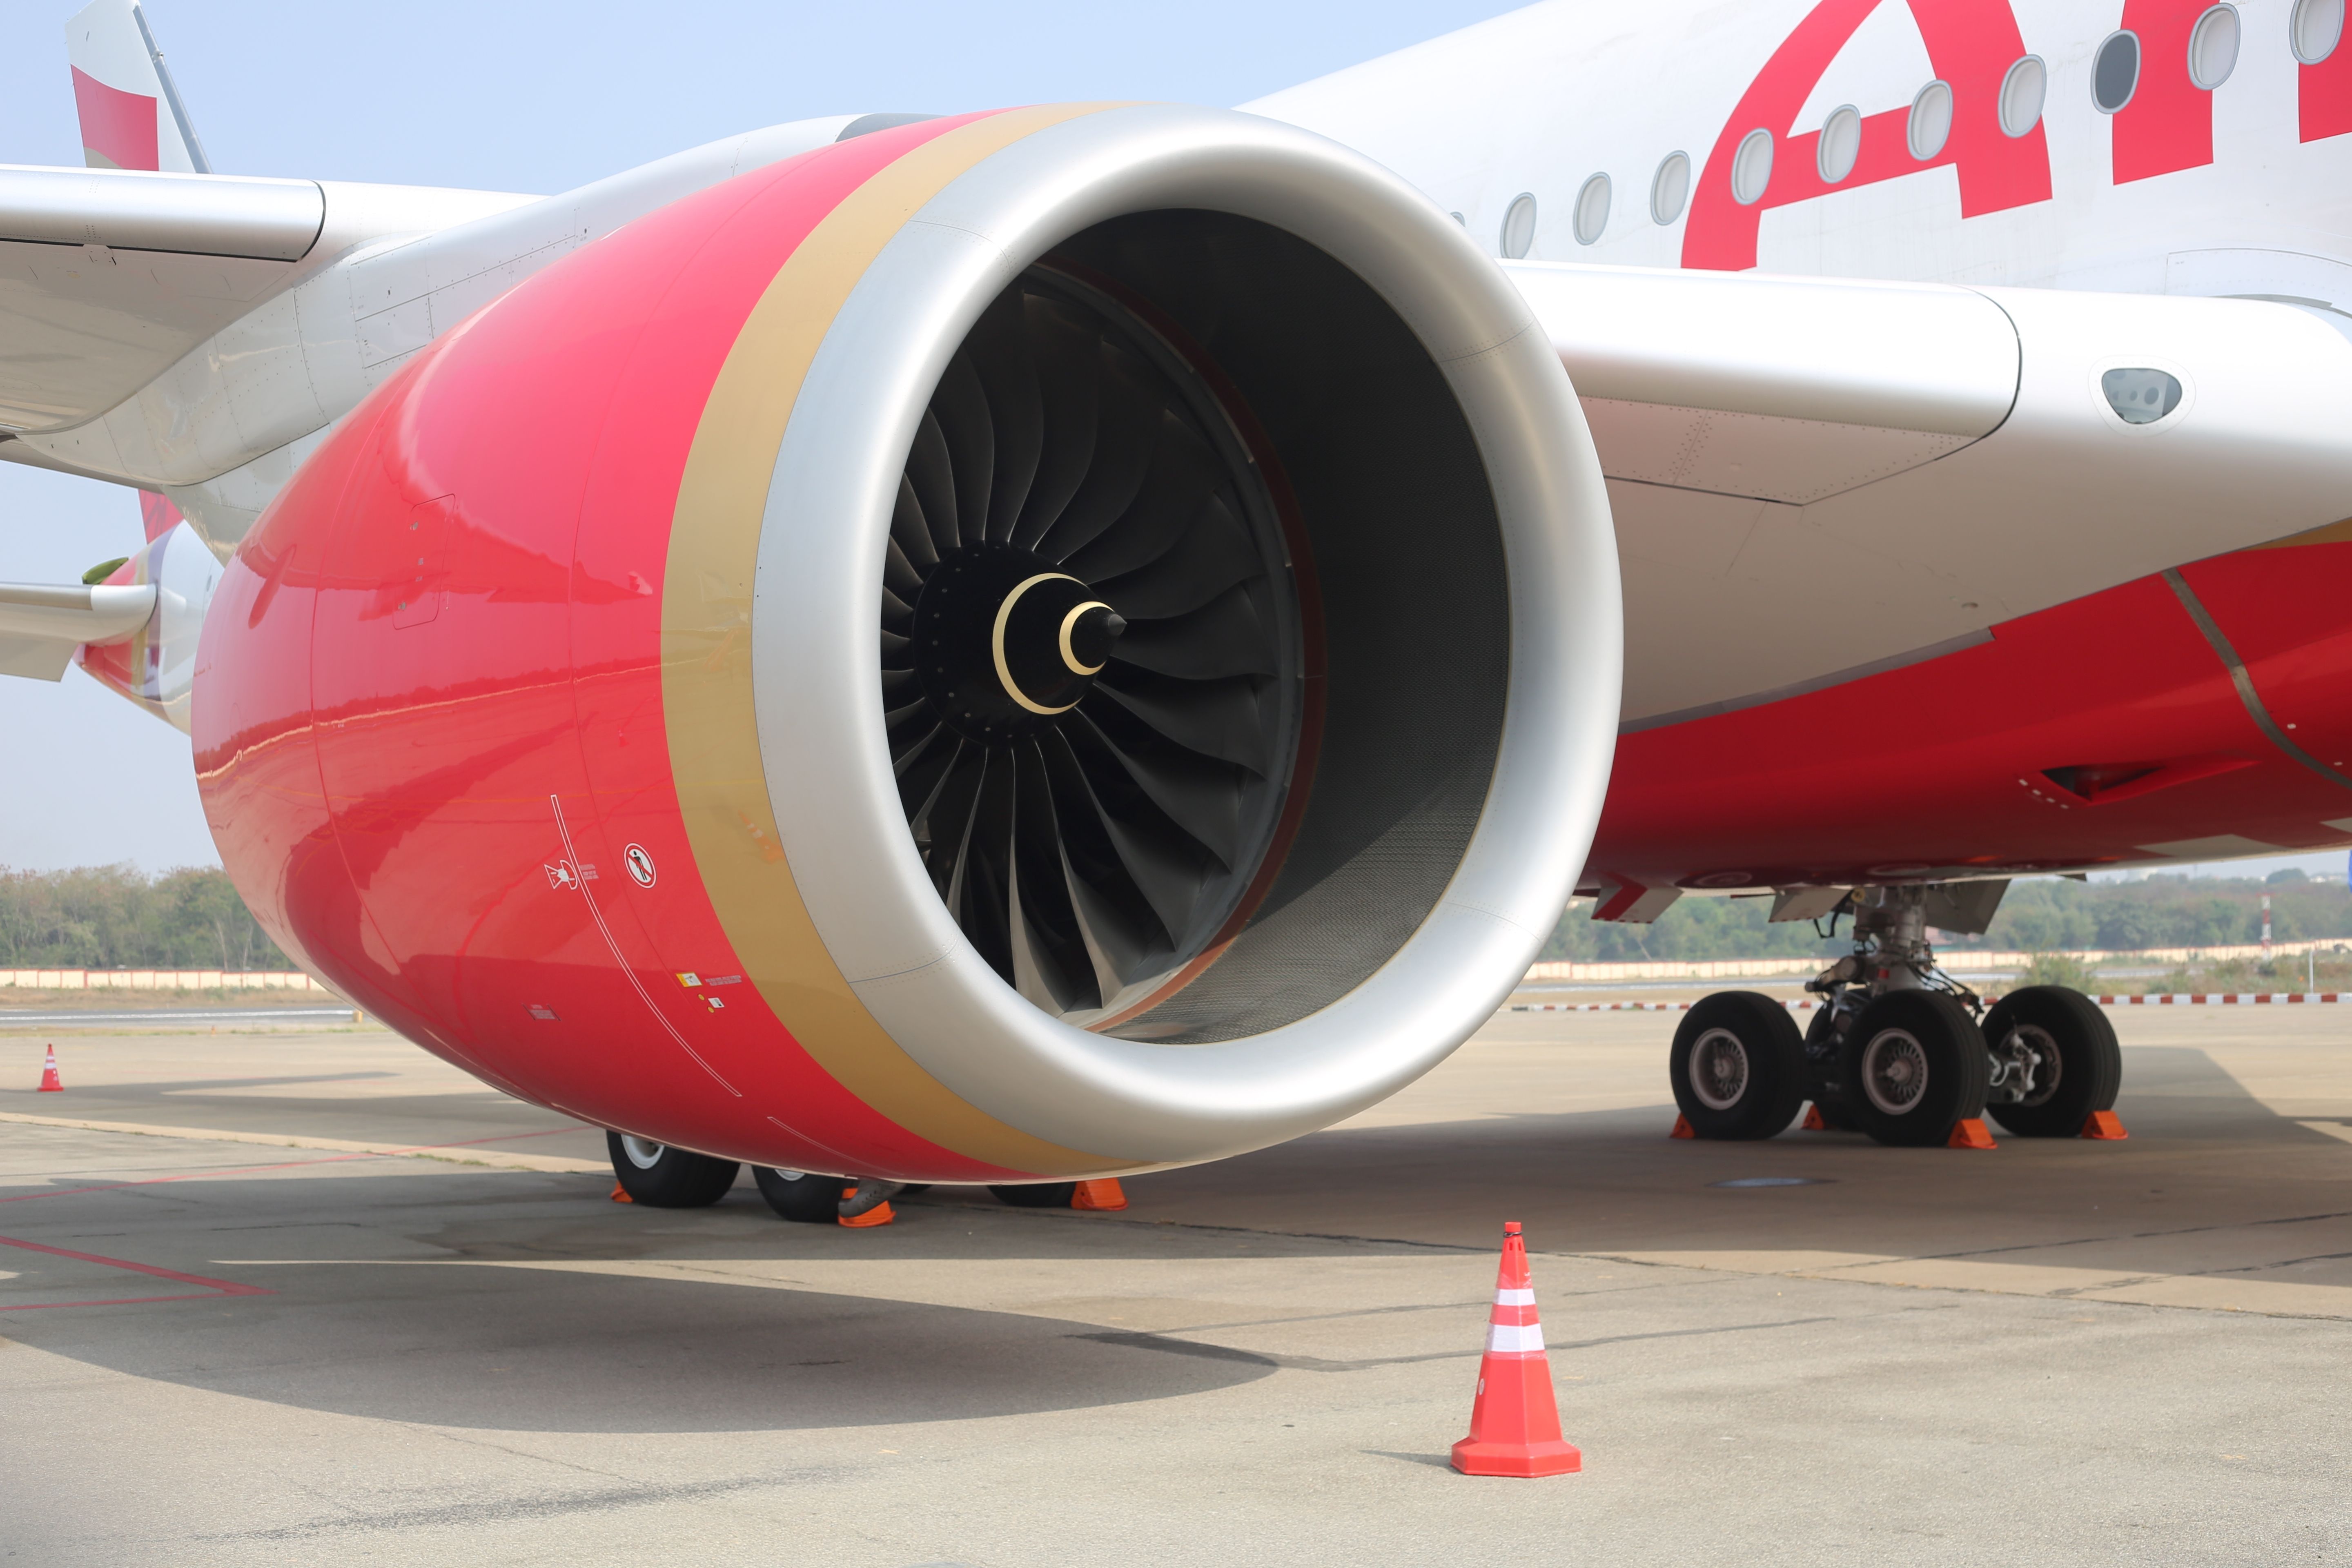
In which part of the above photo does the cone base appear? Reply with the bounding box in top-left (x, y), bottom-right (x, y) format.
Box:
top-left (1450, 1436), bottom-right (1583, 1477)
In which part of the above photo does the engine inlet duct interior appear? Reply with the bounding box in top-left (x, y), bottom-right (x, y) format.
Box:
top-left (883, 268), bottom-right (1306, 1024)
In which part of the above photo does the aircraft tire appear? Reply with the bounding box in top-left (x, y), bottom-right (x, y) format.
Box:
top-left (753, 1165), bottom-right (846, 1223)
top-left (989, 1182), bottom-right (1081, 1208)
top-left (1669, 991), bottom-right (1808, 1140)
top-left (606, 1131), bottom-right (741, 1207)
top-left (1839, 991), bottom-right (1990, 1147)
top-left (1982, 985), bottom-right (2122, 1138)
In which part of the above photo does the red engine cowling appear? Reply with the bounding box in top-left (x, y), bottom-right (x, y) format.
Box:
top-left (193, 105), bottom-right (1619, 1181)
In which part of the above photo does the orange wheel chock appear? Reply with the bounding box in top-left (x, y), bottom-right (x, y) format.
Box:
top-left (839, 1202), bottom-right (896, 1228)
top-left (1071, 1178), bottom-right (1128, 1211)
top-left (609, 1181), bottom-right (633, 1203)
top-left (1801, 1103), bottom-right (1829, 1131)
top-left (1947, 1117), bottom-right (1998, 1150)
top-left (1669, 1114), bottom-right (1696, 1140)
top-left (2080, 1110), bottom-right (2130, 1140)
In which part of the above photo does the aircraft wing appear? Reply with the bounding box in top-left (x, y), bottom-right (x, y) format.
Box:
top-left (1507, 262), bottom-right (2352, 728)
top-left (0, 579), bottom-right (154, 679)
top-left (0, 164), bottom-right (534, 438)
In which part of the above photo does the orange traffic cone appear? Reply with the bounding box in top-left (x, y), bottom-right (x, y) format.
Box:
top-left (2080, 1110), bottom-right (2129, 1140)
top-left (1669, 1114), bottom-right (1695, 1139)
top-left (1947, 1117), bottom-right (1998, 1150)
top-left (37, 1044), bottom-right (62, 1093)
top-left (1071, 1179), bottom-right (1127, 1211)
top-left (1451, 1221), bottom-right (1583, 1478)
top-left (609, 1181), bottom-right (633, 1203)
top-left (1801, 1103), bottom-right (1830, 1131)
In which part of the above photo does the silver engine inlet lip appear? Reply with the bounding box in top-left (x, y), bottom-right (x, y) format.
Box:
top-left (750, 104), bottom-right (1620, 1167)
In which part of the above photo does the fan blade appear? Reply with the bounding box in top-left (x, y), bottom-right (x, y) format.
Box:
top-left (1110, 581), bottom-right (1276, 681)
top-left (884, 532), bottom-right (927, 600)
top-left (892, 719), bottom-right (949, 782)
top-left (1037, 726), bottom-right (1172, 949)
top-left (890, 475), bottom-right (939, 572)
top-left (881, 626), bottom-right (912, 664)
top-left (1011, 294), bottom-right (1104, 551)
top-left (1090, 671), bottom-right (1273, 776)
top-left (956, 752), bottom-right (1017, 980)
top-left (881, 666), bottom-right (920, 704)
top-left (915, 743), bottom-right (984, 896)
top-left (1008, 742), bottom-right (1097, 1011)
top-left (907, 408), bottom-right (961, 560)
top-left (1074, 706), bottom-right (1246, 870)
top-left (966, 286), bottom-right (1046, 543)
top-left (931, 352), bottom-right (996, 549)
top-left (1030, 337), bottom-right (1163, 564)
top-left (1057, 417), bottom-right (1225, 582)
top-left (1056, 719), bottom-right (1210, 940)
top-left (1062, 837), bottom-right (1163, 1001)
top-left (882, 584), bottom-right (914, 633)
top-left (1091, 489), bottom-right (1262, 619)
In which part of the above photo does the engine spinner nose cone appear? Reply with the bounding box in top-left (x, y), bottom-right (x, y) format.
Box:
top-left (911, 542), bottom-right (1117, 742)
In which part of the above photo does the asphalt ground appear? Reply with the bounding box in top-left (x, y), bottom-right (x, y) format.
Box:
top-left (2, 1002), bottom-right (2349, 1566)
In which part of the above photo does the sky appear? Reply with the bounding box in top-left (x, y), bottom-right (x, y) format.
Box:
top-left (0, 0), bottom-right (2344, 889)
top-left (0, 0), bottom-right (1529, 873)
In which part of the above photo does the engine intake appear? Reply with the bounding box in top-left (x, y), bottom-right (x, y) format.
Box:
top-left (196, 105), bottom-right (1619, 1179)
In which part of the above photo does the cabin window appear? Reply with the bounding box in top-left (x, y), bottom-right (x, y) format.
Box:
top-left (1500, 193), bottom-right (1537, 258)
top-left (1908, 80), bottom-right (1954, 159)
top-left (1818, 105), bottom-right (1862, 182)
top-left (1998, 56), bottom-right (2047, 136)
top-left (2094, 31), bottom-right (2142, 113)
top-left (2292, 0), bottom-right (2342, 64)
top-left (1731, 129), bottom-right (1773, 205)
top-left (1572, 173), bottom-right (1611, 244)
top-left (1650, 151), bottom-right (1690, 223)
top-left (2187, 6), bottom-right (2240, 87)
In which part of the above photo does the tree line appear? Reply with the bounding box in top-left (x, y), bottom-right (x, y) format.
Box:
top-left (1540, 869), bottom-right (2352, 963)
top-left (0, 864), bottom-right (290, 971)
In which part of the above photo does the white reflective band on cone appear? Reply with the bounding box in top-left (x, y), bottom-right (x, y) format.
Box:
top-left (1494, 1287), bottom-right (1536, 1305)
top-left (1486, 1322), bottom-right (1545, 1354)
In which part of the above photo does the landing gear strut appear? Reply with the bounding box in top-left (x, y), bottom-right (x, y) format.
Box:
top-left (1666, 884), bottom-right (2120, 1148)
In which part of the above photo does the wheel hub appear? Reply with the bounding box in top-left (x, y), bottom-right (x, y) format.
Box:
top-left (1690, 1027), bottom-right (1751, 1111)
top-left (1861, 1028), bottom-right (1930, 1116)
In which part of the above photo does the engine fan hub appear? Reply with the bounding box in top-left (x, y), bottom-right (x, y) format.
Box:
top-left (911, 542), bottom-right (1126, 742)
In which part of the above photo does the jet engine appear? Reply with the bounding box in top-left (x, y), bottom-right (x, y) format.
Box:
top-left (193, 105), bottom-right (1620, 1181)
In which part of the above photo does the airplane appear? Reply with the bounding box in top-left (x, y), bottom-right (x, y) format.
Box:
top-left (2, 0), bottom-right (2348, 1214)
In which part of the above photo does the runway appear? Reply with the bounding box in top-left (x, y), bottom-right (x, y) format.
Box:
top-left (3, 1002), bottom-right (2349, 1564)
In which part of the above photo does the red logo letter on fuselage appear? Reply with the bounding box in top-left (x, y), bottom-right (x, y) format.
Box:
top-left (1682, 0), bottom-right (2052, 272)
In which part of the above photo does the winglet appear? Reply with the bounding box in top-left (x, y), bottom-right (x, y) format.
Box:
top-left (67, 0), bottom-right (209, 174)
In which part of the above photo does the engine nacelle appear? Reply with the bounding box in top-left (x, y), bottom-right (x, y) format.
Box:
top-left (194, 106), bottom-right (1619, 1180)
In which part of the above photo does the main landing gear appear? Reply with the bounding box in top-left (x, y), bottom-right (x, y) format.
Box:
top-left (1667, 886), bottom-right (2123, 1148)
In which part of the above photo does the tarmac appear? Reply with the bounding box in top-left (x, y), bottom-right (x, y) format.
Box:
top-left (2, 999), bottom-right (2349, 1566)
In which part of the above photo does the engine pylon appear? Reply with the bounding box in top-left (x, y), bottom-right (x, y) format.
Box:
top-left (1451, 1221), bottom-right (1582, 1477)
